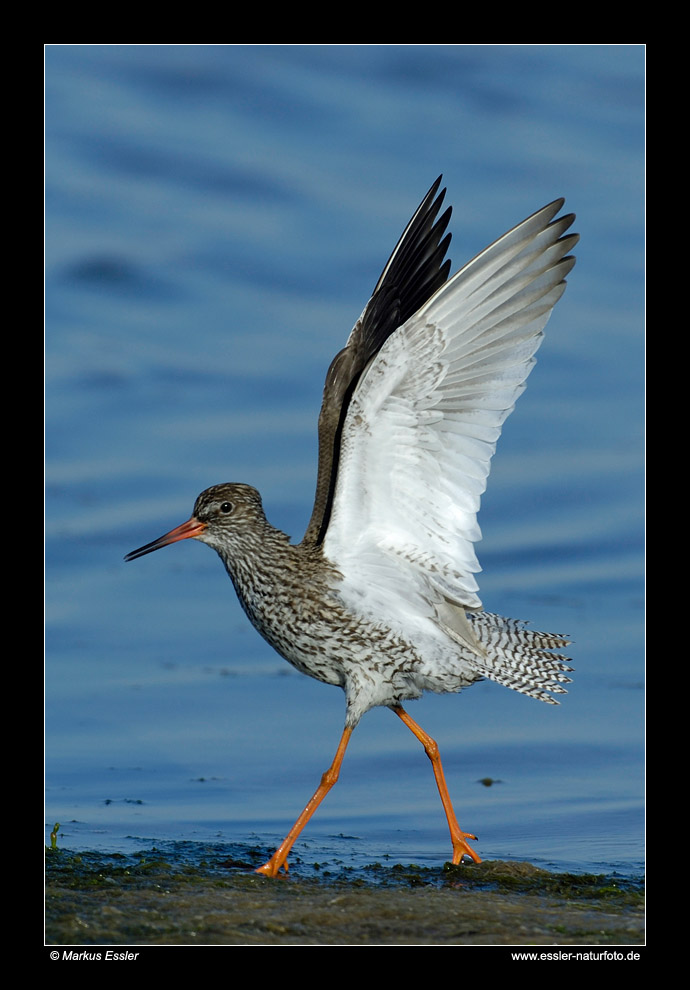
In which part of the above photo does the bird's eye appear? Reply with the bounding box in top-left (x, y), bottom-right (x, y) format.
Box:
top-left (220, 501), bottom-right (233, 514)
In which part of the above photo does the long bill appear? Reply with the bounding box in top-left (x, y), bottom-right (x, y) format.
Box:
top-left (124, 517), bottom-right (207, 562)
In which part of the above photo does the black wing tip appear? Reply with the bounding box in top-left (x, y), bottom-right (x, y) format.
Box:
top-left (419, 176), bottom-right (448, 223)
top-left (429, 174), bottom-right (444, 195)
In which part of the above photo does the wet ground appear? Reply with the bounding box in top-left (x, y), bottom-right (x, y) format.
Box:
top-left (45, 842), bottom-right (644, 947)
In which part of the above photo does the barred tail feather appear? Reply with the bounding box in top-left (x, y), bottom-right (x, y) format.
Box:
top-left (467, 611), bottom-right (573, 705)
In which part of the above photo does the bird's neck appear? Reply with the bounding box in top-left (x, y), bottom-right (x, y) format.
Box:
top-left (215, 521), bottom-right (316, 604)
top-left (215, 523), bottom-right (330, 648)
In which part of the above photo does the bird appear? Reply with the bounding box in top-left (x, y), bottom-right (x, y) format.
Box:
top-left (125, 177), bottom-right (577, 877)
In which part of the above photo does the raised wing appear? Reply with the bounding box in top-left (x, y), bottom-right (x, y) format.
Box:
top-left (303, 177), bottom-right (452, 546)
top-left (323, 199), bottom-right (578, 623)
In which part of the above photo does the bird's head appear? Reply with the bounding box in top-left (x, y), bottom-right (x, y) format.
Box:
top-left (124, 483), bottom-right (268, 562)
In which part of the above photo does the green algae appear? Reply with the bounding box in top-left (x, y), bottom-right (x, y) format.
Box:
top-left (46, 843), bottom-right (644, 946)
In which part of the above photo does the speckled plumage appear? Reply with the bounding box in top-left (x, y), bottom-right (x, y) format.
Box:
top-left (126, 179), bottom-right (577, 874)
top-left (187, 483), bottom-right (572, 726)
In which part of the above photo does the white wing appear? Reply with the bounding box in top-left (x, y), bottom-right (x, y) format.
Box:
top-left (323, 200), bottom-right (577, 629)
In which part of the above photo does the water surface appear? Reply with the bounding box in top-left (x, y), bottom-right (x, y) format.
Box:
top-left (45, 45), bottom-right (644, 879)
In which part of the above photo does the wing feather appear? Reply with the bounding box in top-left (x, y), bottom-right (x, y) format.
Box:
top-left (323, 200), bottom-right (577, 620)
top-left (303, 178), bottom-right (453, 546)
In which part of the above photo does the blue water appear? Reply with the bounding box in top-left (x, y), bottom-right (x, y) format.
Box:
top-left (45, 45), bottom-right (644, 878)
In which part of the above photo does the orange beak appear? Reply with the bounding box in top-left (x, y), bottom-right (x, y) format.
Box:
top-left (124, 517), bottom-right (207, 562)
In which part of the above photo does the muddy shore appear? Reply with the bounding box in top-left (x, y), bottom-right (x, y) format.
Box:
top-left (46, 845), bottom-right (644, 947)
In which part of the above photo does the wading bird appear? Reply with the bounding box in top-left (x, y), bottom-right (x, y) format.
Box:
top-left (126, 178), bottom-right (577, 876)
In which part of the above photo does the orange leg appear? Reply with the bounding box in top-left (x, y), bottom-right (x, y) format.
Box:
top-left (392, 706), bottom-right (481, 865)
top-left (255, 726), bottom-right (353, 877)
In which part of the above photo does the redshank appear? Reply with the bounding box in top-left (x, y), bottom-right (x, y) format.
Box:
top-left (126, 178), bottom-right (577, 876)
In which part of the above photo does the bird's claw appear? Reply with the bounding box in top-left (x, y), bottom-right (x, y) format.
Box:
top-left (255, 857), bottom-right (289, 877)
top-left (451, 831), bottom-right (481, 865)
